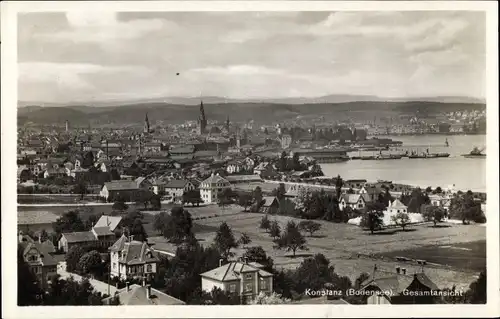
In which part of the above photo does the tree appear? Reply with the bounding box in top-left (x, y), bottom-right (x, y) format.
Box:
top-left (361, 202), bottom-right (385, 234)
top-left (238, 233), bottom-right (252, 248)
top-left (150, 194), bottom-right (161, 210)
top-left (434, 186), bottom-right (443, 194)
top-left (425, 186), bottom-right (433, 193)
top-left (39, 229), bottom-right (49, 242)
top-left (182, 189), bottom-right (203, 206)
top-left (18, 245), bottom-right (43, 306)
top-left (298, 220), bottom-right (322, 237)
top-left (78, 250), bottom-right (103, 275)
top-left (275, 220), bottom-right (308, 257)
top-left (45, 276), bottom-right (103, 305)
top-left (422, 205), bottom-right (446, 226)
top-left (391, 211), bottom-right (411, 231)
top-left (217, 188), bottom-right (234, 209)
top-left (293, 254), bottom-right (336, 293)
top-left (153, 211), bottom-right (168, 234)
top-left (112, 200), bottom-right (128, 211)
top-left (54, 210), bottom-right (85, 237)
top-left (65, 245), bottom-right (86, 272)
top-left (72, 182), bottom-right (87, 200)
top-left (252, 186), bottom-right (264, 212)
top-left (207, 287), bottom-right (241, 305)
top-left (242, 246), bottom-right (274, 272)
top-left (259, 215), bottom-right (271, 232)
top-left (335, 175), bottom-right (344, 201)
top-left (278, 151), bottom-right (287, 172)
top-left (292, 152), bottom-right (301, 171)
top-left (237, 193), bottom-right (253, 212)
top-left (250, 292), bottom-right (291, 304)
top-left (269, 220), bottom-right (281, 240)
top-left (130, 218), bottom-right (148, 242)
top-left (84, 214), bottom-right (99, 231)
top-left (164, 241), bottom-right (222, 303)
top-left (214, 222), bottom-right (238, 259)
top-left (162, 206), bottom-right (193, 243)
top-left (110, 168), bottom-right (121, 181)
top-left (449, 191), bottom-right (485, 224)
top-left (272, 183), bottom-right (287, 200)
top-left (466, 270), bottom-right (486, 304)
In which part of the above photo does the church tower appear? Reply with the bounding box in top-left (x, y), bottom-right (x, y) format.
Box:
top-left (225, 115), bottom-right (230, 132)
top-left (144, 113), bottom-right (150, 134)
top-left (198, 100), bottom-right (207, 134)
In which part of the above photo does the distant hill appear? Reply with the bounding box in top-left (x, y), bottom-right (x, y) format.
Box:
top-left (17, 99), bottom-right (486, 127)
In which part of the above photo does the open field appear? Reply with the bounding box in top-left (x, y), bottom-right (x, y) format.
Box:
top-left (377, 240), bottom-right (486, 272)
top-left (189, 208), bottom-right (486, 290)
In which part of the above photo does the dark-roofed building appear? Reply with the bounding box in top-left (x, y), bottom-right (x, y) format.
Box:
top-left (58, 231), bottom-right (97, 253)
top-left (19, 241), bottom-right (58, 290)
top-left (18, 210), bottom-right (59, 234)
top-left (261, 196), bottom-right (280, 214)
top-left (100, 180), bottom-right (140, 202)
top-left (164, 180), bottom-right (195, 201)
top-left (359, 271), bottom-right (440, 304)
top-left (102, 283), bottom-right (185, 305)
top-left (200, 260), bottom-right (273, 304)
top-left (109, 235), bottom-right (160, 280)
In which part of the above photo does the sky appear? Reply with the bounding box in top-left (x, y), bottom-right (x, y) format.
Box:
top-left (18, 11), bottom-right (486, 103)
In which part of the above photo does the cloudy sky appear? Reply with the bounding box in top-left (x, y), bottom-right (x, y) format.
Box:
top-left (18, 11), bottom-right (485, 103)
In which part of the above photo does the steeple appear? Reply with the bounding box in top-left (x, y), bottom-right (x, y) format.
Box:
top-left (225, 115), bottom-right (230, 132)
top-left (144, 113), bottom-right (150, 134)
top-left (198, 100), bottom-right (207, 134)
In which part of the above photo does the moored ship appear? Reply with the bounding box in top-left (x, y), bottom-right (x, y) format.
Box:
top-left (462, 147), bottom-right (486, 158)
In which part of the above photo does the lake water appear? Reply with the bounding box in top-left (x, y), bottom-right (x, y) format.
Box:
top-left (321, 134), bottom-right (487, 192)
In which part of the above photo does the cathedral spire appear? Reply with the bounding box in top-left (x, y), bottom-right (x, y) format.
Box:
top-left (144, 112), bottom-right (150, 134)
top-left (198, 100), bottom-right (207, 134)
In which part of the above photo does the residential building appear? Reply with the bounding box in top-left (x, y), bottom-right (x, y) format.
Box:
top-left (387, 199), bottom-right (408, 214)
top-left (18, 210), bottom-right (59, 234)
top-left (339, 194), bottom-right (369, 211)
top-left (43, 167), bottom-right (70, 179)
top-left (19, 241), bottom-right (58, 290)
top-left (226, 160), bottom-right (244, 174)
top-left (261, 196), bottom-right (280, 214)
top-left (200, 259), bottom-right (273, 304)
top-left (58, 218), bottom-right (118, 253)
top-left (199, 173), bottom-right (231, 204)
top-left (360, 270), bottom-right (440, 304)
top-left (102, 282), bottom-right (185, 305)
top-left (280, 134), bottom-right (292, 149)
top-left (93, 215), bottom-right (123, 233)
top-left (100, 180), bottom-right (140, 202)
top-left (163, 180), bottom-right (195, 201)
top-left (109, 235), bottom-right (160, 280)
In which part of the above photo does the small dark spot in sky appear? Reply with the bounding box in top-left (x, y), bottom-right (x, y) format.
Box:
top-left (176, 73), bottom-right (180, 75)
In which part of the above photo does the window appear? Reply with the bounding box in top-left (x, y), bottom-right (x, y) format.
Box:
top-left (113, 263), bottom-right (117, 270)
top-left (229, 284), bottom-right (236, 293)
top-left (245, 274), bottom-right (252, 280)
top-left (260, 278), bottom-right (267, 290)
top-left (146, 264), bottom-right (153, 273)
top-left (245, 283), bottom-right (253, 292)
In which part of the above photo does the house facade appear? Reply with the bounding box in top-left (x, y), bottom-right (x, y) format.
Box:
top-left (199, 173), bottom-right (231, 204)
top-left (387, 199), bottom-right (408, 214)
top-left (19, 241), bottom-right (58, 290)
top-left (163, 180), bottom-right (195, 201)
top-left (100, 180), bottom-right (140, 202)
top-left (339, 194), bottom-right (368, 211)
top-left (200, 260), bottom-right (273, 304)
top-left (109, 235), bottom-right (160, 280)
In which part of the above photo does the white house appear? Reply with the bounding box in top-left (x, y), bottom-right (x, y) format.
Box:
top-left (200, 260), bottom-right (273, 304)
top-left (339, 194), bottom-right (368, 211)
top-left (109, 235), bottom-right (160, 280)
top-left (199, 173), bottom-right (231, 204)
top-left (253, 162), bottom-right (271, 175)
top-left (387, 199), bottom-right (408, 214)
top-left (280, 134), bottom-right (292, 149)
top-left (226, 160), bottom-right (244, 174)
top-left (163, 180), bottom-right (195, 201)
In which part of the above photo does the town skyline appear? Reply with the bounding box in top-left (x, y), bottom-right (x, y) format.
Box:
top-left (19, 11), bottom-right (486, 104)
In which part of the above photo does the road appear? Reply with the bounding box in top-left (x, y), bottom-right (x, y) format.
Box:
top-left (57, 262), bottom-right (118, 296)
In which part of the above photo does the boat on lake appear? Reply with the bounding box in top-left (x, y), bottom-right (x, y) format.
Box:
top-left (374, 154), bottom-right (402, 160)
top-left (462, 146), bottom-right (486, 158)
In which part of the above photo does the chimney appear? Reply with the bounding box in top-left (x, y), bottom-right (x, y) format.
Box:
top-left (146, 284), bottom-right (151, 299)
top-left (142, 277), bottom-right (146, 287)
top-left (219, 258), bottom-right (224, 267)
top-left (126, 281), bottom-right (130, 292)
top-left (130, 235), bottom-right (134, 242)
top-left (401, 268), bottom-right (407, 275)
top-left (243, 257), bottom-right (248, 264)
top-left (395, 266), bottom-right (401, 274)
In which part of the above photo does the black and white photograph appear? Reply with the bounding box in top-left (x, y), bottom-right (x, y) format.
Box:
top-left (2, 1), bottom-right (499, 318)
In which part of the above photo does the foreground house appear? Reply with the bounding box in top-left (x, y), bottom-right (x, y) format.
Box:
top-left (19, 241), bottom-right (58, 290)
top-left (109, 235), bottom-right (159, 280)
top-left (359, 270), bottom-right (440, 304)
top-left (199, 173), bottom-right (231, 204)
top-left (102, 282), bottom-right (185, 305)
top-left (58, 216), bottom-right (118, 252)
top-left (200, 260), bottom-right (273, 304)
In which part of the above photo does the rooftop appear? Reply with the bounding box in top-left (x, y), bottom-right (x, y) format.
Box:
top-left (200, 261), bottom-right (272, 282)
top-left (103, 284), bottom-right (185, 305)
